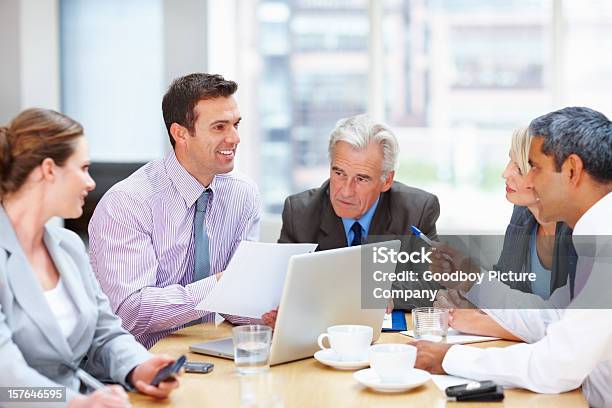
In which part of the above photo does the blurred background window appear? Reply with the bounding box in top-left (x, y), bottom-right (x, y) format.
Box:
top-left (53, 0), bottom-right (612, 236)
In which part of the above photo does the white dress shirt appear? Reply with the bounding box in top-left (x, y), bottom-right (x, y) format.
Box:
top-left (442, 192), bottom-right (612, 408)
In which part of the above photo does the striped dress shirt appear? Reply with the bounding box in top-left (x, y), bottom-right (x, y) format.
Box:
top-left (88, 151), bottom-right (260, 348)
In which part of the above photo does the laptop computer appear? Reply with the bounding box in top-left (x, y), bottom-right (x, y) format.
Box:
top-left (189, 240), bottom-right (400, 365)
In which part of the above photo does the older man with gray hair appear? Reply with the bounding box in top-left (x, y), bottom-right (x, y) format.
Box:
top-left (276, 114), bottom-right (440, 309)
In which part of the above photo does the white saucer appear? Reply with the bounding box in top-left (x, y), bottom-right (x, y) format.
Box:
top-left (353, 368), bottom-right (431, 393)
top-left (313, 349), bottom-right (369, 370)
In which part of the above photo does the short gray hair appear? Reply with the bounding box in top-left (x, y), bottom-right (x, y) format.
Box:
top-left (328, 114), bottom-right (399, 180)
top-left (529, 107), bottom-right (612, 183)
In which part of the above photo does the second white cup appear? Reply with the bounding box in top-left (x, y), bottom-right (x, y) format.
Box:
top-left (317, 325), bottom-right (373, 361)
top-left (368, 344), bottom-right (417, 383)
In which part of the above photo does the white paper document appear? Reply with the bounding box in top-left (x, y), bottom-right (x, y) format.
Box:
top-left (382, 313), bottom-right (393, 329)
top-left (195, 241), bottom-right (317, 318)
top-left (400, 328), bottom-right (500, 344)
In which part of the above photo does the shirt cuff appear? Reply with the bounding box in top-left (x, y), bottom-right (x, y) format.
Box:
top-left (442, 344), bottom-right (485, 378)
top-left (186, 275), bottom-right (218, 307)
top-left (117, 346), bottom-right (153, 390)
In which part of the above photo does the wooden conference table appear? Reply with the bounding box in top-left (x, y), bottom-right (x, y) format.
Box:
top-left (130, 315), bottom-right (586, 407)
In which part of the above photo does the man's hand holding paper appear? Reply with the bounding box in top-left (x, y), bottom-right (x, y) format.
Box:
top-left (195, 241), bottom-right (317, 318)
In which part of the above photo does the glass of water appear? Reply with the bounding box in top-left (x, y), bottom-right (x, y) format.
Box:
top-left (412, 307), bottom-right (449, 342)
top-left (233, 325), bottom-right (272, 374)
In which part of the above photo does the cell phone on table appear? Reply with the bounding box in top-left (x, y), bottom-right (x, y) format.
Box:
top-left (184, 361), bottom-right (214, 374)
top-left (446, 380), bottom-right (504, 402)
top-left (151, 355), bottom-right (187, 386)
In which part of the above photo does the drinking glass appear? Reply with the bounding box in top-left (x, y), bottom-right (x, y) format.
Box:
top-left (233, 325), bottom-right (272, 374)
top-left (412, 307), bottom-right (449, 342)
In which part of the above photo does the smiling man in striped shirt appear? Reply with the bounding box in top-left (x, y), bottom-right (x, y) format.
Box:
top-left (88, 73), bottom-right (261, 348)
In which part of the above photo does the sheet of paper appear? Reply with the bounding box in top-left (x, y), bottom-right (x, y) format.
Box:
top-left (431, 374), bottom-right (473, 391)
top-left (195, 241), bottom-right (317, 318)
top-left (382, 313), bottom-right (393, 329)
top-left (400, 328), bottom-right (500, 344)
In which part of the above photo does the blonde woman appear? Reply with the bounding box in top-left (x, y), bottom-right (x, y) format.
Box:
top-left (436, 128), bottom-right (577, 340)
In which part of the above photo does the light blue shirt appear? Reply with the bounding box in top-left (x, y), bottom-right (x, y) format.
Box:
top-left (529, 225), bottom-right (552, 299)
top-left (341, 197), bottom-right (380, 246)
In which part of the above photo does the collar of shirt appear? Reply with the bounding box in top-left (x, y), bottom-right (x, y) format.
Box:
top-left (573, 191), bottom-right (612, 236)
top-left (341, 196), bottom-right (380, 245)
top-left (164, 150), bottom-right (216, 209)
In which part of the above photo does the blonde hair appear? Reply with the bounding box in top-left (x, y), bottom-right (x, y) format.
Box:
top-left (510, 127), bottom-right (532, 175)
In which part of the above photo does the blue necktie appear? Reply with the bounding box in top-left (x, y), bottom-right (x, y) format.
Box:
top-left (193, 190), bottom-right (211, 281)
top-left (350, 221), bottom-right (362, 246)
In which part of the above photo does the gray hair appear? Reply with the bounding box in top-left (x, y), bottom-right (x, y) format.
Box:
top-left (328, 114), bottom-right (399, 180)
top-left (529, 107), bottom-right (612, 183)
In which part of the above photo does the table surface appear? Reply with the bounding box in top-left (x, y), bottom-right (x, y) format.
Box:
top-left (130, 315), bottom-right (586, 407)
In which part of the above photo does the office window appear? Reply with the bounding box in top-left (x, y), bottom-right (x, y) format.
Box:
top-left (564, 1), bottom-right (612, 114)
top-left (59, 1), bottom-right (612, 231)
top-left (254, 0), bottom-right (370, 213)
top-left (380, 0), bottom-right (552, 230)
top-left (226, 0), bottom-right (612, 231)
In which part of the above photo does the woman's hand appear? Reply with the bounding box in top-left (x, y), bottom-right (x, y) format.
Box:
top-left (129, 355), bottom-right (180, 399)
top-left (449, 309), bottom-right (520, 341)
top-left (430, 244), bottom-right (482, 291)
top-left (448, 308), bottom-right (487, 335)
top-left (433, 289), bottom-right (475, 309)
top-left (69, 386), bottom-right (129, 408)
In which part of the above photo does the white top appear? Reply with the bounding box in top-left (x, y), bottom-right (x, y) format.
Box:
top-left (44, 278), bottom-right (79, 339)
top-left (443, 192), bottom-right (612, 408)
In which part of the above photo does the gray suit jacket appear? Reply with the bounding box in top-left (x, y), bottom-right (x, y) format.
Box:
top-left (0, 206), bottom-right (151, 404)
top-left (494, 205), bottom-right (577, 295)
top-left (278, 180), bottom-right (441, 308)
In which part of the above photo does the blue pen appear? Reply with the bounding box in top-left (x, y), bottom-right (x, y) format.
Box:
top-left (410, 225), bottom-right (439, 247)
top-left (410, 225), bottom-right (453, 261)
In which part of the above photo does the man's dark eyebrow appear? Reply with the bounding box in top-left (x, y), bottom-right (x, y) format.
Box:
top-left (210, 119), bottom-right (230, 126)
top-left (356, 173), bottom-right (372, 180)
top-left (331, 166), bottom-right (345, 172)
top-left (211, 117), bottom-right (242, 127)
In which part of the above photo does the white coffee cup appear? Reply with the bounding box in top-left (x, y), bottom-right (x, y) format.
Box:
top-left (368, 344), bottom-right (416, 383)
top-left (317, 325), bottom-right (373, 361)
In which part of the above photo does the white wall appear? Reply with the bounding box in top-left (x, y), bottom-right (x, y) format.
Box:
top-left (0, 0), bottom-right (60, 123)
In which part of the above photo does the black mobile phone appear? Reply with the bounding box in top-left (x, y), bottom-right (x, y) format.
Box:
top-left (184, 361), bottom-right (214, 374)
top-left (446, 380), bottom-right (496, 397)
top-left (446, 381), bottom-right (504, 402)
top-left (150, 355), bottom-right (187, 386)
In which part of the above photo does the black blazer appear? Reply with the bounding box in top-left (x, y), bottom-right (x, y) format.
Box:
top-left (494, 206), bottom-right (577, 296)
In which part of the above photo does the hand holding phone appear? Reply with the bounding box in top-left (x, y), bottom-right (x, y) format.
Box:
top-left (150, 355), bottom-right (187, 386)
